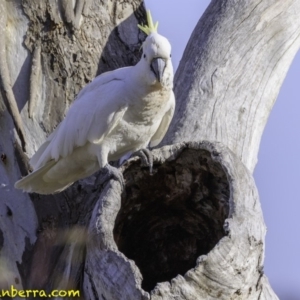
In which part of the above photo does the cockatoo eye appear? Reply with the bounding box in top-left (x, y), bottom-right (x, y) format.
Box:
top-left (170, 54), bottom-right (172, 58)
top-left (144, 54), bottom-right (146, 59)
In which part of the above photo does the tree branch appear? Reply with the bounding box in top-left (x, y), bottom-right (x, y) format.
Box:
top-left (164, 0), bottom-right (300, 172)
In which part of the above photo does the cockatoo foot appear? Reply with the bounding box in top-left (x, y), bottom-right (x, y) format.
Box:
top-left (132, 148), bottom-right (153, 175)
top-left (97, 164), bottom-right (125, 189)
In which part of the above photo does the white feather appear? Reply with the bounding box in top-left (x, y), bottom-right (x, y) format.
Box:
top-left (150, 92), bottom-right (175, 148)
top-left (15, 32), bottom-right (175, 194)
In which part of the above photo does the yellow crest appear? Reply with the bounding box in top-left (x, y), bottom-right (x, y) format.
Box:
top-left (138, 10), bottom-right (159, 35)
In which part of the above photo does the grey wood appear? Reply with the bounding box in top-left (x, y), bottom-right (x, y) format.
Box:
top-left (164, 0), bottom-right (300, 172)
top-left (0, 0), bottom-right (296, 299)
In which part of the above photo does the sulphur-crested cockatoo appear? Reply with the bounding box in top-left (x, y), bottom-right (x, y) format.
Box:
top-left (15, 10), bottom-right (175, 194)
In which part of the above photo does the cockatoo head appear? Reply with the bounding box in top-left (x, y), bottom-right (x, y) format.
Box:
top-left (138, 10), bottom-right (173, 88)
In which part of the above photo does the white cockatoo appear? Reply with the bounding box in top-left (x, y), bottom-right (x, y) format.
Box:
top-left (15, 10), bottom-right (175, 194)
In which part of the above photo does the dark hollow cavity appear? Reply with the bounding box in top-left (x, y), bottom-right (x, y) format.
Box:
top-left (113, 149), bottom-right (230, 292)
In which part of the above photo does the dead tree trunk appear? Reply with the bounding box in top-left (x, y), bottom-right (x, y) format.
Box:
top-left (85, 141), bottom-right (270, 299)
top-left (0, 0), bottom-right (145, 296)
top-left (165, 0), bottom-right (300, 173)
top-left (0, 0), bottom-right (299, 299)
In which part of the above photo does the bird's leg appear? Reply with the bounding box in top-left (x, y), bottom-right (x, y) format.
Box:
top-left (131, 148), bottom-right (153, 175)
top-left (105, 164), bottom-right (125, 187)
top-left (96, 147), bottom-right (125, 189)
top-left (118, 152), bottom-right (132, 167)
top-left (96, 164), bottom-right (125, 190)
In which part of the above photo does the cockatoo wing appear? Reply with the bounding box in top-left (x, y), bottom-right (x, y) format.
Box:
top-left (32, 68), bottom-right (130, 169)
top-left (150, 91), bottom-right (175, 148)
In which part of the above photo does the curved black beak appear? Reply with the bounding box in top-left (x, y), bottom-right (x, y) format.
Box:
top-left (150, 57), bottom-right (166, 82)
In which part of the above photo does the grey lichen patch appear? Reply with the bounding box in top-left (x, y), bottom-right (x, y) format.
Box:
top-left (114, 148), bottom-right (230, 292)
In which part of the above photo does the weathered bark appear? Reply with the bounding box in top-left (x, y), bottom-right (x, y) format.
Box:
top-left (84, 142), bottom-right (268, 299)
top-left (0, 0), bottom-right (145, 296)
top-left (0, 0), bottom-right (298, 299)
top-left (165, 0), bottom-right (300, 172)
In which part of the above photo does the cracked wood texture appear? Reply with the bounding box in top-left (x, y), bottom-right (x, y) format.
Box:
top-left (84, 142), bottom-right (271, 299)
top-left (164, 0), bottom-right (300, 173)
top-left (0, 0), bottom-right (145, 297)
top-left (0, 0), bottom-right (298, 299)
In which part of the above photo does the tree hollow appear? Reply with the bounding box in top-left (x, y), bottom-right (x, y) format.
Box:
top-left (113, 148), bottom-right (230, 292)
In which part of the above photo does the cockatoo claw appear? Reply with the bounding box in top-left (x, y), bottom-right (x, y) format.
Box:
top-left (132, 148), bottom-right (153, 175)
top-left (97, 164), bottom-right (125, 190)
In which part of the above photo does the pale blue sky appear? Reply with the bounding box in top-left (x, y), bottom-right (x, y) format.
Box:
top-left (145, 1), bottom-right (300, 298)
